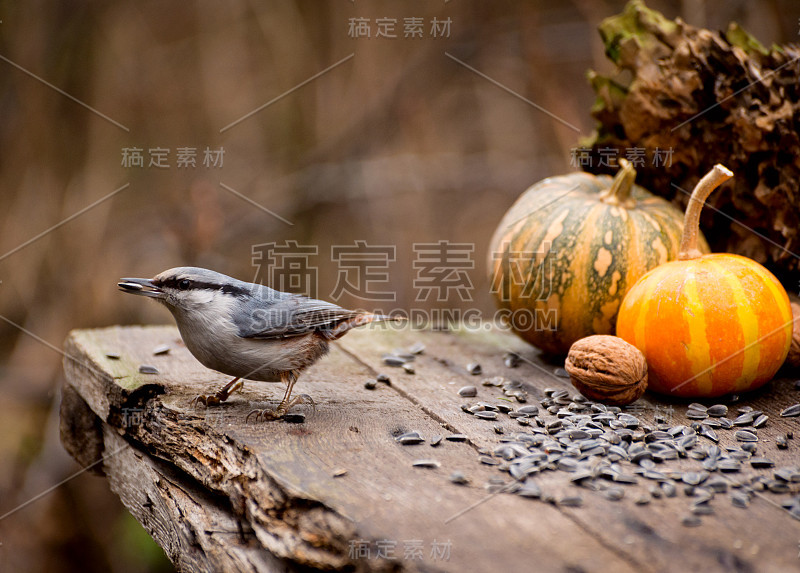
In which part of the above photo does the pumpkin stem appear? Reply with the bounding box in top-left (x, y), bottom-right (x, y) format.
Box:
top-left (678, 164), bottom-right (734, 260)
top-left (599, 158), bottom-right (636, 207)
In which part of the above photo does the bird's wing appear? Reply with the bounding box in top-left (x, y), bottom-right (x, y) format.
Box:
top-left (234, 295), bottom-right (361, 339)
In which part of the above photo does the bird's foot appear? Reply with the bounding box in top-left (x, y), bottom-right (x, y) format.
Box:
top-left (245, 394), bottom-right (315, 423)
top-left (190, 379), bottom-right (243, 408)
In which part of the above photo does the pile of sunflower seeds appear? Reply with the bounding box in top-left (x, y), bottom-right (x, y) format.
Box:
top-left (454, 384), bottom-right (800, 525)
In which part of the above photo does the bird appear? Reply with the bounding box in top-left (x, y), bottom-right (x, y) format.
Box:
top-left (118, 266), bottom-right (398, 420)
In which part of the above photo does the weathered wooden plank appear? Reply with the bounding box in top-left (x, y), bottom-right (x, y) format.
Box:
top-left (62, 325), bottom-right (638, 573)
top-left (338, 325), bottom-right (800, 573)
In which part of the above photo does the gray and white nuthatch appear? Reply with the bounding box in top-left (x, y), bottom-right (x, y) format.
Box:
top-left (119, 266), bottom-right (396, 420)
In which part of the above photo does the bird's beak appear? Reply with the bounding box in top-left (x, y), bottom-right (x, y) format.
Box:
top-left (118, 277), bottom-right (165, 299)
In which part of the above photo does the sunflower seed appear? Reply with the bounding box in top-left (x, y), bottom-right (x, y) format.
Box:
top-left (605, 487), bottom-right (625, 501)
top-left (284, 412), bottom-right (306, 423)
top-left (687, 411), bottom-right (708, 420)
top-left (691, 505), bottom-right (714, 516)
top-left (681, 515), bottom-right (702, 527)
top-left (446, 433), bottom-right (468, 442)
top-left (449, 471), bottom-right (469, 485)
top-left (466, 363), bottom-right (482, 375)
top-left (706, 404), bottom-right (727, 417)
top-left (554, 367), bottom-right (570, 378)
top-left (517, 481), bottom-right (542, 498)
top-left (753, 414), bottom-right (768, 428)
top-left (767, 480), bottom-right (790, 493)
top-left (376, 373), bottom-right (391, 384)
top-left (105, 352), bottom-right (121, 359)
top-left (517, 405), bottom-right (539, 415)
top-left (138, 364), bottom-right (159, 374)
top-left (503, 352), bottom-right (520, 368)
top-left (493, 424), bottom-right (505, 435)
top-left (735, 430), bottom-right (758, 442)
top-left (682, 472), bottom-right (708, 486)
top-left (731, 492), bottom-right (751, 508)
top-left (382, 355), bottom-right (407, 367)
top-left (402, 363), bottom-right (415, 374)
top-left (733, 412), bottom-right (755, 425)
top-left (332, 468), bottom-right (348, 477)
top-left (396, 432), bottom-right (425, 445)
top-left (458, 385), bottom-right (478, 398)
top-left (475, 411), bottom-right (498, 420)
top-left (634, 494), bottom-right (651, 505)
top-left (740, 442), bottom-right (757, 453)
top-left (705, 478), bottom-right (728, 493)
top-left (408, 342), bottom-right (425, 355)
top-left (718, 459), bottom-right (742, 472)
top-left (774, 467), bottom-right (800, 482)
top-left (661, 482), bottom-right (678, 497)
top-left (430, 435), bottom-right (443, 447)
top-left (700, 426), bottom-right (719, 443)
top-left (776, 434), bottom-right (789, 449)
top-left (412, 459), bottom-right (440, 468)
top-left (750, 457), bottom-right (774, 468)
top-left (558, 495), bottom-right (583, 507)
top-left (364, 380), bottom-right (377, 390)
top-left (479, 456), bottom-right (499, 466)
top-left (780, 404), bottom-right (800, 417)
top-left (688, 403), bottom-right (707, 412)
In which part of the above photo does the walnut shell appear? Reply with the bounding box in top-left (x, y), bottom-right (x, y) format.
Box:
top-left (786, 302), bottom-right (800, 369)
top-left (565, 335), bottom-right (648, 406)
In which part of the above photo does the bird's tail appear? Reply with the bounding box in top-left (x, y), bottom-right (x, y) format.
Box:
top-left (326, 313), bottom-right (406, 340)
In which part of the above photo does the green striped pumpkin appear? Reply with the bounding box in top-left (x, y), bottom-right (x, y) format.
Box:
top-left (488, 160), bottom-right (709, 356)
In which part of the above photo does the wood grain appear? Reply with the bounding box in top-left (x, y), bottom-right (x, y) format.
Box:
top-left (61, 325), bottom-right (800, 572)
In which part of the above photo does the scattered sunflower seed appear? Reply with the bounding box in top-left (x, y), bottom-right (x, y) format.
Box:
top-left (466, 363), bottom-right (482, 375)
top-left (364, 380), bottom-right (377, 390)
top-left (681, 515), bottom-right (702, 527)
top-left (475, 411), bottom-right (498, 420)
top-left (553, 367), bottom-right (569, 378)
top-left (493, 424), bottom-right (505, 435)
top-left (731, 492), bottom-right (751, 508)
top-left (517, 481), bottom-right (542, 498)
top-left (152, 344), bottom-right (170, 355)
top-left (780, 404), bottom-right (800, 417)
top-left (634, 494), bottom-right (651, 505)
top-left (376, 373), bottom-right (391, 385)
top-left (458, 385), bottom-right (478, 397)
top-left (558, 495), bottom-right (583, 507)
top-left (503, 352), bottom-right (521, 368)
top-left (138, 364), bottom-right (159, 374)
top-left (396, 432), bottom-right (424, 445)
top-left (412, 459), bottom-right (440, 468)
top-left (284, 412), bottom-right (306, 423)
top-left (753, 414), bottom-right (768, 428)
top-left (332, 468), bottom-right (348, 477)
top-left (446, 433), bottom-right (468, 442)
top-left (750, 458), bottom-right (774, 468)
top-left (605, 487), bottom-right (625, 501)
top-left (479, 456), bottom-right (499, 466)
top-left (707, 404), bottom-right (728, 417)
top-left (105, 352), bottom-right (121, 360)
top-left (382, 355), bottom-right (407, 367)
top-left (449, 471), bottom-right (469, 485)
top-left (735, 430), bottom-right (758, 442)
top-left (408, 342), bottom-right (425, 355)
top-left (402, 363), bottom-right (415, 374)
top-left (776, 434), bottom-right (789, 449)
top-left (430, 435), bottom-right (443, 447)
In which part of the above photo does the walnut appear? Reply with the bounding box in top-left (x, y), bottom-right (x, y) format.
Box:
top-left (565, 335), bottom-right (648, 406)
top-left (786, 302), bottom-right (800, 369)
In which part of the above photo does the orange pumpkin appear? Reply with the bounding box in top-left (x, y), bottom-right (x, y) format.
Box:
top-left (616, 165), bottom-right (793, 397)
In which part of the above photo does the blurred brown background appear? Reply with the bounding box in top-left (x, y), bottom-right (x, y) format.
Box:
top-left (0, 1), bottom-right (797, 571)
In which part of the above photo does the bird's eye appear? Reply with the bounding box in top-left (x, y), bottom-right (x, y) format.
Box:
top-left (178, 279), bottom-right (191, 290)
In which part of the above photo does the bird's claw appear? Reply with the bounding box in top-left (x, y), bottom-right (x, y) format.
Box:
top-left (190, 394), bottom-right (221, 408)
top-left (245, 394), bottom-right (316, 423)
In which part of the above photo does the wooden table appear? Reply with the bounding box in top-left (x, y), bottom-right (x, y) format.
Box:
top-left (60, 324), bottom-right (800, 572)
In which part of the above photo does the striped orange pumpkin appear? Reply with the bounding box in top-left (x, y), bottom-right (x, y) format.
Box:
top-left (488, 159), bottom-right (706, 355)
top-left (616, 165), bottom-right (793, 397)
